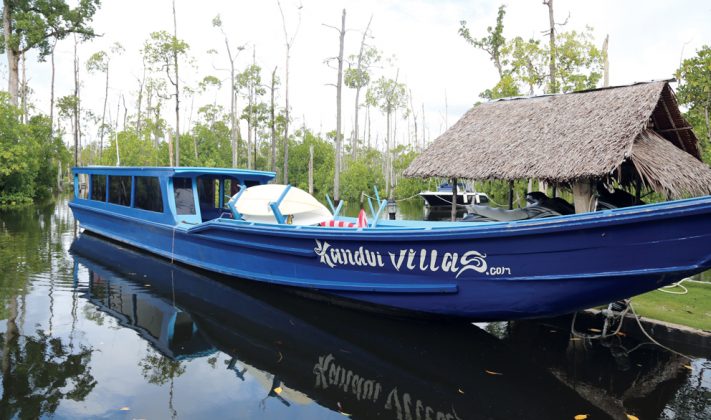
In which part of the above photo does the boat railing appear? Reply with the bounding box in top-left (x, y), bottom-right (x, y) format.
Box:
top-left (269, 184), bottom-right (293, 224)
top-left (366, 186), bottom-right (387, 227)
top-left (325, 194), bottom-right (344, 219)
top-left (226, 185), bottom-right (247, 220)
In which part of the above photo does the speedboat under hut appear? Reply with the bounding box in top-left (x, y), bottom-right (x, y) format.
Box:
top-left (404, 80), bottom-right (711, 218)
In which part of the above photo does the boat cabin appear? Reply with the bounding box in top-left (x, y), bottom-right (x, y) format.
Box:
top-left (72, 167), bottom-right (275, 226)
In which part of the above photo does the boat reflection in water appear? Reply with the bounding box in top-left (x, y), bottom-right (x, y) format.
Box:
top-left (70, 233), bottom-right (703, 420)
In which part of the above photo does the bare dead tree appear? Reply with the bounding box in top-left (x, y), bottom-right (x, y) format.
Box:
top-left (351, 15), bottom-right (373, 159)
top-left (323, 9), bottom-right (346, 201)
top-left (213, 14), bottom-right (245, 167)
top-left (270, 66), bottom-right (278, 172)
top-left (172, 0), bottom-right (181, 166)
top-left (602, 34), bottom-right (609, 87)
top-left (276, 0), bottom-right (302, 184)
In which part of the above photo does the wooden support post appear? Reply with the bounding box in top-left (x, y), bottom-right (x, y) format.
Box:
top-left (451, 178), bottom-right (458, 222)
top-left (572, 181), bottom-right (594, 213)
top-left (508, 180), bottom-right (514, 210)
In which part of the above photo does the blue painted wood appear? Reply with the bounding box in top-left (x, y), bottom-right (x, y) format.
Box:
top-left (269, 184), bottom-right (292, 224)
top-left (69, 166), bottom-right (711, 320)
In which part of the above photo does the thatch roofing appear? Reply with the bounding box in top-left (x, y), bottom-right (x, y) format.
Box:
top-left (404, 81), bottom-right (711, 198)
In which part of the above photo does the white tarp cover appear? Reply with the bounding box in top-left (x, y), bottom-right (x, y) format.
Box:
top-left (234, 184), bottom-right (333, 225)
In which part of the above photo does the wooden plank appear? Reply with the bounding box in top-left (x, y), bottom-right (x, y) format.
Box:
top-left (660, 99), bottom-right (688, 152)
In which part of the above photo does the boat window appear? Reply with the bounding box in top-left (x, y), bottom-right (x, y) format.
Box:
top-left (174, 177), bottom-right (196, 215)
top-left (245, 180), bottom-right (260, 188)
top-left (223, 178), bottom-right (241, 209)
top-left (108, 176), bottom-right (132, 206)
top-left (90, 175), bottom-right (107, 202)
top-left (77, 174), bottom-right (89, 199)
top-left (197, 176), bottom-right (219, 209)
top-left (134, 176), bottom-right (164, 213)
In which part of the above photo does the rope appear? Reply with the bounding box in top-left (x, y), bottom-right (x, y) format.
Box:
top-left (657, 279), bottom-right (689, 295)
top-left (171, 225), bottom-right (176, 264)
top-left (394, 193), bottom-right (422, 203)
top-left (570, 299), bottom-right (694, 361)
top-left (628, 301), bottom-right (694, 361)
top-left (657, 277), bottom-right (710, 295)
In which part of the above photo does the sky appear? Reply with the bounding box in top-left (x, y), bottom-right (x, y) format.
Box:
top-left (3, 0), bottom-right (711, 149)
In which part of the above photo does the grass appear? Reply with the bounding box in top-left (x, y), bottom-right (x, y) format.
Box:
top-left (630, 280), bottom-right (711, 331)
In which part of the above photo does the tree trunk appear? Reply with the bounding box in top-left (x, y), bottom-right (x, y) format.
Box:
top-left (99, 64), bottom-right (109, 160)
top-left (283, 46), bottom-right (290, 183)
top-left (270, 67), bottom-right (277, 172)
top-left (545, 0), bottom-right (557, 94)
top-left (386, 110), bottom-right (392, 200)
top-left (50, 39), bottom-right (57, 135)
top-left (247, 50), bottom-right (255, 169)
top-left (20, 51), bottom-right (27, 122)
top-left (409, 89), bottom-right (417, 148)
top-left (73, 35), bottom-right (80, 166)
top-left (705, 103), bottom-right (710, 144)
top-left (421, 102), bottom-right (426, 150)
top-left (229, 58), bottom-right (237, 167)
top-left (277, 0), bottom-right (300, 184)
top-left (168, 131), bottom-right (174, 166)
top-left (602, 34), bottom-right (609, 87)
top-left (308, 145), bottom-right (314, 194)
top-left (3, 0), bottom-right (19, 106)
top-left (572, 181), bottom-right (595, 213)
top-left (334, 9), bottom-right (346, 202)
top-left (352, 16), bottom-right (373, 159)
top-left (136, 60), bottom-right (146, 135)
top-left (172, 0), bottom-right (181, 167)
top-left (115, 94), bottom-right (121, 165)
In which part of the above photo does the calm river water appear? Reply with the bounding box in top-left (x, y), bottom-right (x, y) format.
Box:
top-left (0, 198), bottom-right (709, 419)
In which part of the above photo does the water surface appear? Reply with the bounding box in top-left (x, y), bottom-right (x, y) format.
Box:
top-left (0, 198), bottom-right (709, 419)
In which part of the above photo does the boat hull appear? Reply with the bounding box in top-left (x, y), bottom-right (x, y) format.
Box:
top-left (69, 196), bottom-right (711, 320)
top-left (419, 192), bottom-right (483, 206)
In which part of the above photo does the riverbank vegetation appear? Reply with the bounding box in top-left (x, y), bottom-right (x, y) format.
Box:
top-left (1, 1), bottom-right (709, 207)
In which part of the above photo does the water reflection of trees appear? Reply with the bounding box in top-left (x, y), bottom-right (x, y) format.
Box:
top-left (139, 349), bottom-right (186, 419)
top-left (0, 329), bottom-right (96, 418)
top-left (0, 199), bottom-right (95, 417)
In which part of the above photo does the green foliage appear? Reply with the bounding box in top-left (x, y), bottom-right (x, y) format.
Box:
top-left (392, 146), bottom-right (428, 198)
top-left (460, 5), bottom-right (604, 98)
top-left (366, 77), bottom-right (408, 115)
top-left (480, 73), bottom-right (521, 100)
top-left (0, 0), bottom-right (100, 57)
top-left (459, 5), bottom-right (507, 76)
top-left (345, 47), bottom-right (381, 90)
top-left (552, 29), bottom-right (604, 93)
top-left (504, 37), bottom-right (545, 95)
top-left (85, 50), bottom-right (108, 73)
top-left (676, 45), bottom-right (711, 147)
top-left (340, 148), bottom-right (385, 201)
top-left (0, 93), bottom-right (68, 205)
top-left (285, 129), bottom-right (334, 197)
top-left (100, 131), bottom-right (161, 166)
top-left (143, 30), bottom-right (189, 80)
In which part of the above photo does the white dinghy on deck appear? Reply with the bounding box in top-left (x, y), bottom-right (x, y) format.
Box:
top-left (233, 184), bottom-right (333, 226)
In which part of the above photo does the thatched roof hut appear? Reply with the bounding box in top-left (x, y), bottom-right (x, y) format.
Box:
top-left (404, 81), bottom-right (711, 199)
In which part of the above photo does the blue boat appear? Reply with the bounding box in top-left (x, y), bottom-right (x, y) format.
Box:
top-left (68, 165), bottom-right (711, 320)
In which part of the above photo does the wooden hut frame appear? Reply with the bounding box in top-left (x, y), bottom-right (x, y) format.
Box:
top-left (404, 81), bottom-right (711, 211)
